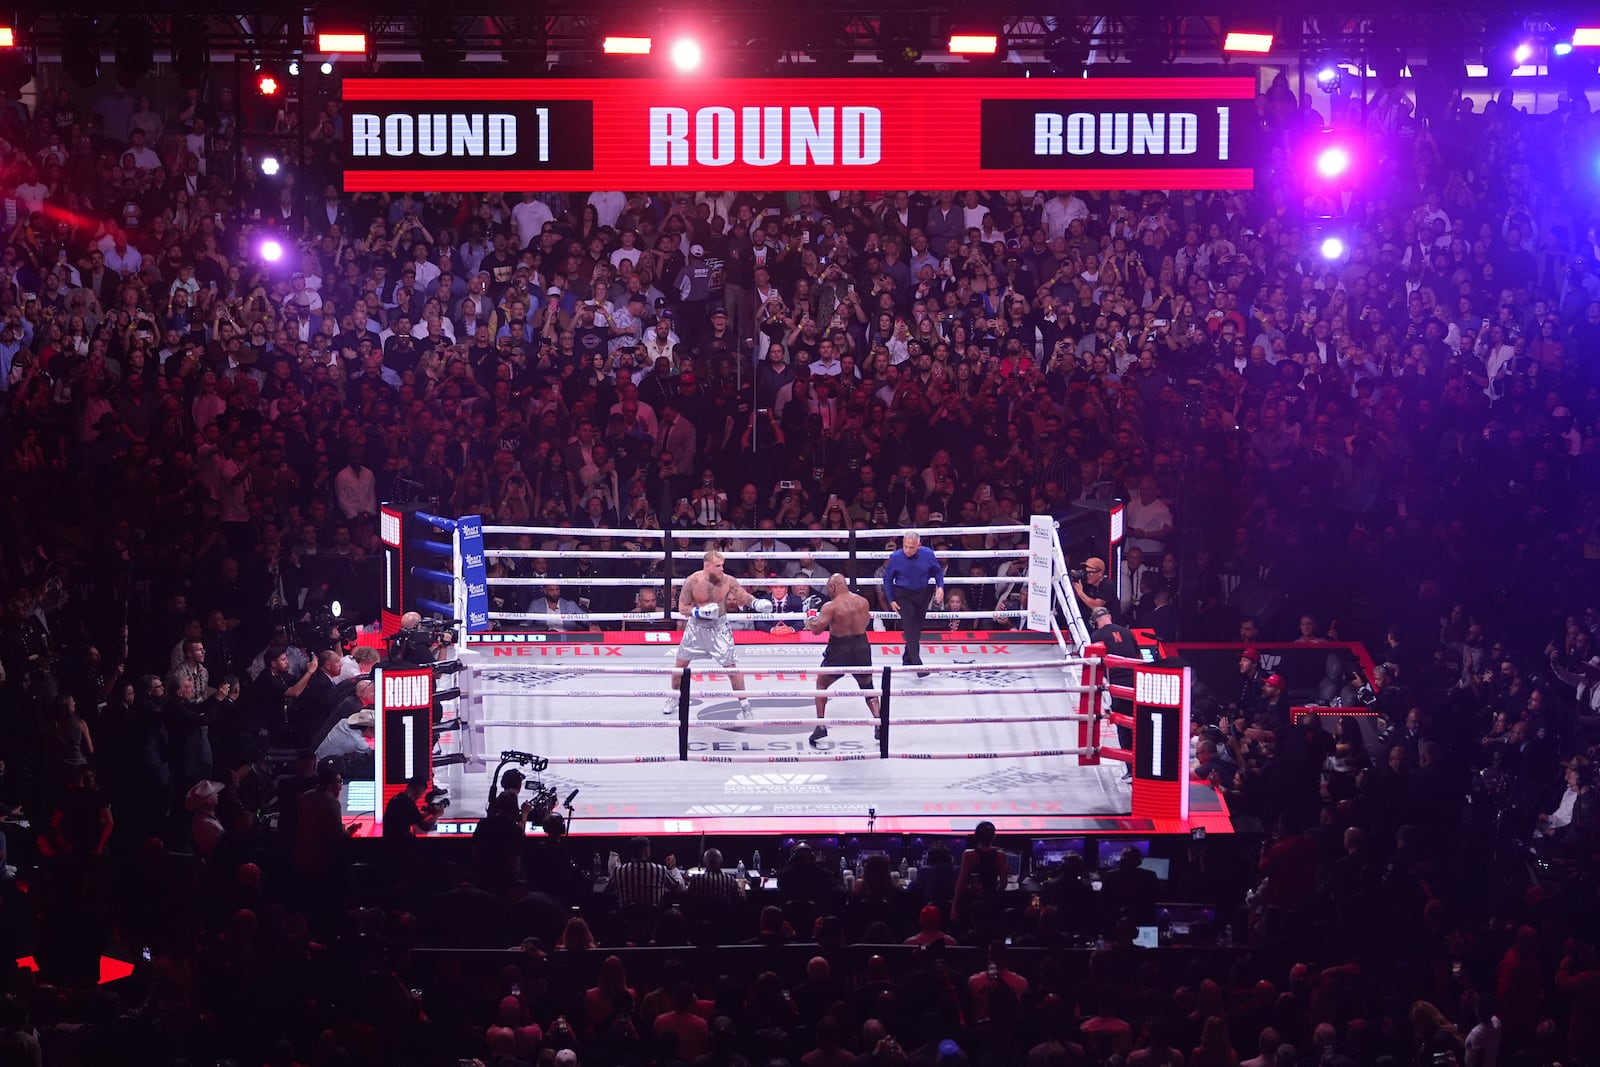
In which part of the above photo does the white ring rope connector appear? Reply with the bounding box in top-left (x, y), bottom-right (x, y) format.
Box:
top-left (457, 658), bottom-right (1100, 676)
top-left (469, 713), bottom-right (1093, 729)
top-left (485, 608), bottom-right (1031, 623)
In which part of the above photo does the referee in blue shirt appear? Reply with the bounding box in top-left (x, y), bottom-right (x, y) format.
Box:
top-left (883, 531), bottom-right (946, 677)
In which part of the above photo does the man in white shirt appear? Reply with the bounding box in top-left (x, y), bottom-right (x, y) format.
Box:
top-left (609, 230), bottom-right (644, 270)
top-left (1535, 758), bottom-right (1594, 841)
top-left (1464, 996), bottom-right (1501, 1067)
top-left (334, 448), bottom-right (378, 520)
top-left (1124, 476), bottom-right (1174, 556)
top-left (642, 316), bottom-right (679, 364)
top-left (1043, 191), bottom-right (1089, 241)
top-left (123, 128), bottom-right (160, 170)
top-left (512, 192), bottom-right (554, 250)
top-left (960, 190), bottom-right (991, 232)
top-left (15, 171), bottom-right (47, 215)
top-left (587, 190), bottom-right (627, 229)
top-left (409, 246), bottom-right (441, 291)
top-left (810, 338), bottom-right (844, 377)
top-left (98, 231), bottom-right (143, 275)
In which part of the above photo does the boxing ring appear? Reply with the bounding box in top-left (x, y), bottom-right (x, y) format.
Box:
top-left (368, 509), bottom-right (1232, 836)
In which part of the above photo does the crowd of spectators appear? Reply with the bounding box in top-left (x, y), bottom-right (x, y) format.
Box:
top-left (0, 66), bottom-right (1596, 1067)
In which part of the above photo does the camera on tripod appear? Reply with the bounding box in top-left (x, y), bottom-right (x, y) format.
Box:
top-left (387, 617), bottom-right (457, 665)
top-left (490, 750), bottom-right (559, 824)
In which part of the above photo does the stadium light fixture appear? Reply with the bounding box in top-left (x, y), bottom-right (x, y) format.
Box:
top-left (1315, 145), bottom-right (1351, 179)
top-left (318, 32), bottom-right (368, 54)
top-left (260, 238), bottom-right (284, 263)
top-left (1513, 41), bottom-right (1533, 64)
top-left (669, 37), bottom-right (702, 71)
top-left (260, 155), bottom-right (280, 176)
top-left (949, 34), bottom-right (1000, 54)
top-left (1320, 236), bottom-right (1346, 260)
top-left (602, 36), bottom-right (653, 55)
top-left (1223, 32), bottom-right (1273, 54)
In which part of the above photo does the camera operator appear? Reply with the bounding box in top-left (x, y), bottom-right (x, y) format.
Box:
top-left (1072, 557), bottom-right (1113, 620)
top-left (474, 768), bottom-right (533, 892)
top-left (381, 772), bottom-right (441, 865)
top-left (387, 610), bottom-right (455, 666)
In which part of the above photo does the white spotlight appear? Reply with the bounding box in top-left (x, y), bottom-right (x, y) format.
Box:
top-left (669, 37), bottom-right (703, 72)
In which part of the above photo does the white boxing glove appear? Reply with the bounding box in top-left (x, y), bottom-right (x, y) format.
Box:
top-left (751, 598), bottom-right (774, 614)
top-left (692, 603), bottom-right (723, 620)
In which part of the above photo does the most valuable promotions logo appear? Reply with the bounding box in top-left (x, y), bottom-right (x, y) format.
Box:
top-left (724, 773), bottom-right (831, 795)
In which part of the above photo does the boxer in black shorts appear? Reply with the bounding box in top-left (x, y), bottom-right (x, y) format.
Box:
top-left (804, 574), bottom-right (882, 745)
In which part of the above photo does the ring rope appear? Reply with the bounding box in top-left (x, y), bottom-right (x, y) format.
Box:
top-left (484, 548), bottom-right (1026, 563)
top-left (456, 659), bottom-right (1101, 676)
top-left (471, 687), bottom-right (885, 699)
top-left (689, 747), bottom-right (1092, 763)
top-left (485, 574), bottom-right (1024, 588)
top-left (478, 522), bottom-right (1035, 542)
top-left (470, 684), bottom-right (1092, 701)
top-left (549, 755), bottom-right (680, 765)
top-left (657, 522), bottom-right (1034, 540)
top-left (888, 748), bottom-right (1091, 760)
top-left (485, 608), bottom-right (1030, 623)
top-left (468, 713), bottom-right (1094, 729)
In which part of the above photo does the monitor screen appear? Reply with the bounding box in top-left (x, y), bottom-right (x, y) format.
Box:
top-left (1134, 926), bottom-right (1161, 949)
top-left (1096, 839), bottom-right (1151, 867)
top-left (1140, 856), bottom-right (1171, 881)
top-left (1157, 903), bottom-right (1216, 925)
top-left (1000, 850), bottom-right (1023, 879)
top-left (1033, 838), bottom-right (1082, 868)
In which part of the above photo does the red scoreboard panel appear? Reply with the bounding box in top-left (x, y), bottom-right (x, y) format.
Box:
top-left (343, 76), bottom-right (1256, 192)
top-left (372, 666), bottom-right (434, 819)
top-left (1131, 664), bottom-right (1191, 821)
